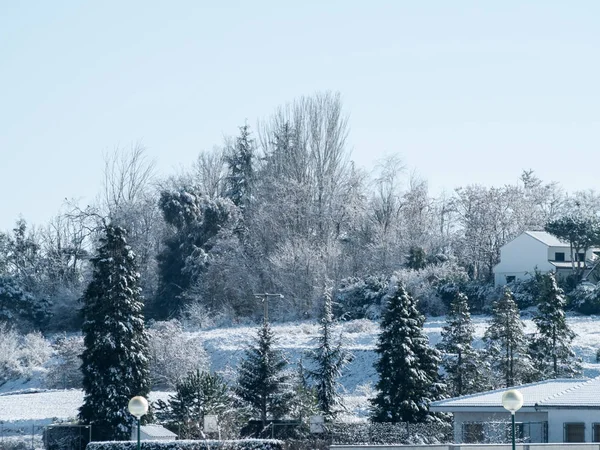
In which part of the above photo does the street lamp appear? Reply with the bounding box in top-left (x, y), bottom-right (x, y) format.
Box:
top-left (502, 389), bottom-right (523, 450)
top-left (128, 396), bottom-right (149, 450)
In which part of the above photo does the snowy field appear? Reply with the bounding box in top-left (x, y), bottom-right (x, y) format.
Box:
top-left (1, 314), bottom-right (600, 427)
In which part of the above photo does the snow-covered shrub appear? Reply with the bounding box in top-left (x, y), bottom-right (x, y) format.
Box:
top-left (0, 324), bottom-right (52, 385)
top-left (343, 319), bottom-right (375, 334)
top-left (327, 421), bottom-right (451, 445)
top-left (45, 335), bottom-right (84, 389)
top-left (86, 440), bottom-right (284, 450)
top-left (335, 275), bottom-right (387, 319)
top-left (569, 282), bottom-right (600, 314)
top-left (147, 320), bottom-right (210, 389)
top-left (180, 301), bottom-right (215, 329)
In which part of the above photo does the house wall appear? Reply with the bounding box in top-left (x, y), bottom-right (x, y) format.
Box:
top-left (494, 234), bottom-right (554, 287)
top-left (452, 411), bottom-right (548, 443)
top-left (547, 247), bottom-right (596, 263)
top-left (547, 409), bottom-right (600, 443)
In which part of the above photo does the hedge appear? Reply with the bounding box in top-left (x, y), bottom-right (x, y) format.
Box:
top-left (86, 439), bottom-right (284, 450)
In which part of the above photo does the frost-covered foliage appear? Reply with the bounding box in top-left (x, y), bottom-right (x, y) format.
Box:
top-left (79, 225), bottom-right (150, 441)
top-left (0, 275), bottom-right (50, 330)
top-left (327, 421), bottom-right (451, 445)
top-left (335, 275), bottom-right (388, 319)
top-left (0, 324), bottom-right (52, 385)
top-left (529, 273), bottom-right (581, 380)
top-left (393, 261), bottom-right (468, 316)
top-left (569, 281), bottom-right (600, 314)
top-left (86, 440), bottom-right (284, 450)
top-left (371, 282), bottom-right (445, 423)
top-left (147, 320), bottom-right (209, 389)
top-left (437, 292), bottom-right (489, 396)
top-left (306, 287), bottom-right (352, 420)
top-left (236, 322), bottom-right (294, 427)
top-left (45, 335), bottom-right (84, 389)
top-left (484, 288), bottom-right (533, 387)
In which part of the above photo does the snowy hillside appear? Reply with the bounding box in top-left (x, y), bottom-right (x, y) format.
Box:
top-left (1, 314), bottom-right (600, 425)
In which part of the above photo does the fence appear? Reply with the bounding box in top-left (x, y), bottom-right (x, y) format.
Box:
top-left (0, 422), bottom-right (45, 450)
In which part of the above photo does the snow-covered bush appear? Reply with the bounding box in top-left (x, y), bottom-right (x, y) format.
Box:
top-left (180, 301), bottom-right (216, 329)
top-left (0, 324), bottom-right (52, 385)
top-left (335, 275), bottom-right (388, 320)
top-left (86, 440), bottom-right (284, 450)
top-left (327, 421), bottom-right (451, 445)
top-left (45, 335), bottom-right (84, 389)
top-left (147, 320), bottom-right (210, 389)
top-left (569, 282), bottom-right (600, 314)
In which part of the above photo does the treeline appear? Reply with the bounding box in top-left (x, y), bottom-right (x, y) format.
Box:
top-left (2, 91), bottom-right (600, 331)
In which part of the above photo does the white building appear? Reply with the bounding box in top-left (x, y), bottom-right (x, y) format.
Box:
top-left (493, 231), bottom-right (600, 287)
top-left (430, 377), bottom-right (600, 444)
top-left (130, 424), bottom-right (177, 441)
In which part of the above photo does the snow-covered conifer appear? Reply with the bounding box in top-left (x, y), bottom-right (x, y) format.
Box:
top-left (438, 292), bottom-right (488, 396)
top-left (236, 321), bottom-right (293, 428)
top-left (530, 273), bottom-right (581, 380)
top-left (483, 287), bottom-right (532, 387)
top-left (79, 225), bottom-right (150, 441)
top-left (370, 282), bottom-right (444, 423)
top-left (225, 124), bottom-right (255, 208)
top-left (307, 287), bottom-right (352, 420)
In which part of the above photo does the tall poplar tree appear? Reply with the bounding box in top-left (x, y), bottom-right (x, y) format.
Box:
top-left (530, 273), bottom-right (581, 380)
top-left (438, 292), bottom-right (488, 396)
top-left (79, 225), bottom-right (150, 441)
top-left (484, 288), bottom-right (532, 387)
top-left (370, 282), bottom-right (444, 423)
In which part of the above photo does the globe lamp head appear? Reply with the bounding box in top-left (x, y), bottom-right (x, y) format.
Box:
top-left (128, 396), bottom-right (149, 419)
top-left (502, 389), bottom-right (524, 413)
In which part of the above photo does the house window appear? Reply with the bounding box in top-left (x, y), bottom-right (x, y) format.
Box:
top-left (564, 423), bottom-right (585, 442)
top-left (555, 252), bottom-right (565, 262)
top-left (463, 423), bottom-right (484, 443)
top-left (506, 276), bottom-right (516, 283)
top-left (593, 424), bottom-right (600, 442)
top-left (577, 252), bottom-right (586, 262)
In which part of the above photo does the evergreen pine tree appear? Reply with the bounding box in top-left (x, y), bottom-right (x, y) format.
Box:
top-left (79, 225), bottom-right (150, 441)
top-left (437, 292), bottom-right (488, 396)
top-left (530, 273), bottom-right (581, 380)
top-left (290, 358), bottom-right (319, 423)
top-left (370, 282), bottom-right (444, 423)
top-left (225, 124), bottom-right (255, 208)
top-left (483, 287), bottom-right (532, 388)
top-left (307, 287), bottom-right (352, 420)
top-left (236, 321), bottom-right (293, 428)
top-left (161, 370), bottom-right (232, 439)
top-left (406, 246), bottom-right (427, 270)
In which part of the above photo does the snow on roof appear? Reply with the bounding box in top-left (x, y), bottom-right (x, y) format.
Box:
top-left (140, 425), bottom-right (177, 437)
top-left (524, 231), bottom-right (570, 247)
top-left (537, 377), bottom-right (600, 408)
top-left (430, 379), bottom-right (588, 411)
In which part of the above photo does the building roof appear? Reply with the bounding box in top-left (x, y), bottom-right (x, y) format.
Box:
top-left (430, 378), bottom-right (590, 412)
top-left (537, 377), bottom-right (600, 408)
top-left (140, 425), bottom-right (177, 438)
top-left (524, 231), bottom-right (570, 247)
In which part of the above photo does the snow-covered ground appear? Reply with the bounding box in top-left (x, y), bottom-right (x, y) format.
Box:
top-left (1, 314), bottom-right (599, 426)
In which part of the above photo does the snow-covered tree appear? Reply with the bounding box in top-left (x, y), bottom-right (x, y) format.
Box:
top-left (157, 370), bottom-right (232, 439)
top-left (306, 287), bottom-right (352, 420)
top-left (225, 123), bottom-right (255, 209)
top-left (437, 292), bottom-right (488, 396)
top-left (236, 321), bottom-right (293, 428)
top-left (483, 288), bottom-right (532, 388)
top-left (370, 282), bottom-right (444, 423)
top-left (79, 225), bottom-right (150, 441)
top-left (530, 273), bottom-right (581, 380)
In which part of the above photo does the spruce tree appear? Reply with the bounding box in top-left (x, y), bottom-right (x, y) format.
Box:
top-left (225, 124), bottom-right (255, 208)
top-left (79, 225), bottom-right (150, 441)
top-left (483, 287), bottom-right (532, 388)
top-left (370, 282), bottom-right (444, 423)
top-left (236, 321), bottom-right (293, 428)
top-left (307, 287), bottom-right (352, 420)
top-left (530, 273), bottom-right (581, 380)
top-left (438, 292), bottom-right (488, 396)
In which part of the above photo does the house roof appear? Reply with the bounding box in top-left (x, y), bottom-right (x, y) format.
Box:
top-left (430, 378), bottom-right (589, 412)
top-left (537, 377), bottom-right (600, 408)
top-left (524, 231), bottom-right (570, 247)
top-left (140, 425), bottom-right (177, 438)
top-left (549, 261), bottom-right (583, 269)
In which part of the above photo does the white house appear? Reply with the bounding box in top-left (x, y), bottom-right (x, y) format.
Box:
top-left (130, 424), bottom-right (177, 441)
top-left (430, 377), bottom-right (600, 444)
top-left (493, 231), bottom-right (600, 287)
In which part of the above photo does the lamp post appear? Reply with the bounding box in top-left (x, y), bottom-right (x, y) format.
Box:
top-left (128, 396), bottom-right (149, 450)
top-left (502, 389), bottom-right (523, 450)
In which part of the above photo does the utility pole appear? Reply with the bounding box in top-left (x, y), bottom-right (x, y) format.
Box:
top-left (254, 293), bottom-right (284, 322)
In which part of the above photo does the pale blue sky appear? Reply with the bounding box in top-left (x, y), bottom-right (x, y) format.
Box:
top-left (1, 1), bottom-right (599, 231)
